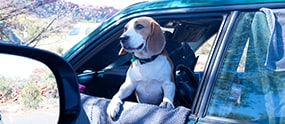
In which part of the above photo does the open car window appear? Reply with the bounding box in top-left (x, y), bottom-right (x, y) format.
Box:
top-left (74, 14), bottom-right (225, 123)
top-left (78, 15), bottom-right (223, 110)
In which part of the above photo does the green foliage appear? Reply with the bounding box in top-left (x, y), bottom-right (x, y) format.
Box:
top-left (0, 75), bottom-right (12, 91)
top-left (20, 81), bottom-right (42, 109)
top-left (0, 68), bottom-right (58, 113)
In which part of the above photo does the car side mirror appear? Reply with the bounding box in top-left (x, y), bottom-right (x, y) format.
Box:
top-left (0, 43), bottom-right (88, 124)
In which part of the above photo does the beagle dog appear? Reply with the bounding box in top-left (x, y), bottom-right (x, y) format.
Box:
top-left (106, 16), bottom-right (176, 119)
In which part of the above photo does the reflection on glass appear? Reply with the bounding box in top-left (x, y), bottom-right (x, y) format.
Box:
top-left (0, 54), bottom-right (59, 124)
top-left (207, 12), bottom-right (285, 123)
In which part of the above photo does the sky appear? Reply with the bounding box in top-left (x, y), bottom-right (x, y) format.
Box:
top-left (64, 0), bottom-right (147, 9)
top-left (0, 54), bottom-right (47, 78)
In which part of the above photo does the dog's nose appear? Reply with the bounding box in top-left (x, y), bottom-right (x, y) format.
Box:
top-left (120, 35), bottom-right (129, 43)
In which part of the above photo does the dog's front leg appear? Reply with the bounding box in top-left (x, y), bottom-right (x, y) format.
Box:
top-left (107, 79), bottom-right (136, 120)
top-left (160, 81), bottom-right (175, 109)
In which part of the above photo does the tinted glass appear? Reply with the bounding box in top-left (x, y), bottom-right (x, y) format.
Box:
top-left (207, 10), bottom-right (285, 123)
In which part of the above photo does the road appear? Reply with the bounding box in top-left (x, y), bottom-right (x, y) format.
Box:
top-left (2, 109), bottom-right (58, 124)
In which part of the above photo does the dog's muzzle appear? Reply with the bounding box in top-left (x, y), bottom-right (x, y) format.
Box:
top-left (120, 35), bottom-right (144, 50)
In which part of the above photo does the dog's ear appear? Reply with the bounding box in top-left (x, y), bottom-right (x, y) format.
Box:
top-left (146, 20), bottom-right (166, 55)
top-left (118, 48), bottom-right (127, 55)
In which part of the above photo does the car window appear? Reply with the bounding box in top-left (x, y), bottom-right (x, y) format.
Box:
top-left (69, 27), bottom-right (80, 36)
top-left (207, 10), bottom-right (285, 123)
top-left (0, 22), bottom-right (24, 45)
top-left (77, 15), bottom-right (223, 112)
top-left (0, 54), bottom-right (59, 124)
top-left (194, 34), bottom-right (216, 71)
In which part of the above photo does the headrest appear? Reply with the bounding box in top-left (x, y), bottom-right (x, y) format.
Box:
top-left (171, 24), bottom-right (207, 42)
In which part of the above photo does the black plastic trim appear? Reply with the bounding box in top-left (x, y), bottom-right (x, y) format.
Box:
top-left (0, 43), bottom-right (83, 124)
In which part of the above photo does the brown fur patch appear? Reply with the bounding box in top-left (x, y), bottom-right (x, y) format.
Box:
top-left (145, 18), bottom-right (166, 55)
top-left (134, 17), bottom-right (166, 55)
top-left (162, 50), bottom-right (175, 82)
top-left (118, 48), bottom-right (127, 55)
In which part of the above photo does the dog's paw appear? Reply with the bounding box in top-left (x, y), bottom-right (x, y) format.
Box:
top-left (106, 98), bottom-right (122, 120)
top-left (159, 98), bottom-right (174, 109)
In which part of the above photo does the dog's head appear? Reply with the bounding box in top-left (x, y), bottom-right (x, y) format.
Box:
top-left (119, 17), bottom-right (166, 57)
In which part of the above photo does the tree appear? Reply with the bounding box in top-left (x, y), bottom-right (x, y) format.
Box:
top-left (0, 0), bottom-right (119, 54)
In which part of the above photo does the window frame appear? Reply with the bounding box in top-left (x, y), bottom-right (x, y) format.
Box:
top-left (191, 11), bottom-right (239, 119)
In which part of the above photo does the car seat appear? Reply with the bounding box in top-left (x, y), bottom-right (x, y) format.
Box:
top-left (164, 31), bottom-right (199, 108)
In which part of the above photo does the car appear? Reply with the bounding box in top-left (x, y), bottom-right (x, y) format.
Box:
top-left (63, 23), bottom-right (101, 52)
top-left (0, 21), bottom-right (24, 45)
top-left (1, 0), bottom-right (285, 123)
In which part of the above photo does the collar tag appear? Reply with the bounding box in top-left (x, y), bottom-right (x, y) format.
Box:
top-left (130, 56), bottom-right (137, 63)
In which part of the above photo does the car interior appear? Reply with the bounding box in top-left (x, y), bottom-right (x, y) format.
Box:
top-left (77, 16), bottom-right (223, 109)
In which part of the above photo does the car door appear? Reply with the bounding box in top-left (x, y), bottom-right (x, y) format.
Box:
top-left (195, 4), bottom-right (285, 124)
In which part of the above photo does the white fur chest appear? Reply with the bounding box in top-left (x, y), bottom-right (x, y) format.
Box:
top-left (127, 55), bottom-right (172, 83)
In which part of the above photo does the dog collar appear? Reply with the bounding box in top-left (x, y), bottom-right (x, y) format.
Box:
top-left (131, 54), bottom-right (159, 64)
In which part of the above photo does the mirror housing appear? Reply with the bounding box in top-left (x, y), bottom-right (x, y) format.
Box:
top-left (0, 43), bottom-right (87, 123)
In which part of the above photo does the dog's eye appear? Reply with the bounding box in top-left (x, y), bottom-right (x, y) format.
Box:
top-left (135, 24), bottom-right (144, 30)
